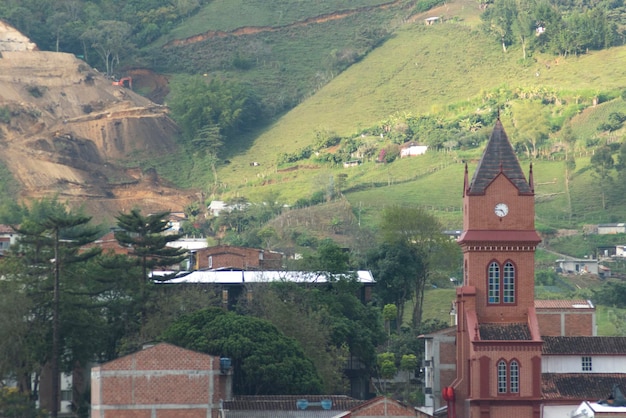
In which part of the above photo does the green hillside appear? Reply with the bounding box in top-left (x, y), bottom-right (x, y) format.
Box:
top-left (197, 10), bottom-right (626, 229)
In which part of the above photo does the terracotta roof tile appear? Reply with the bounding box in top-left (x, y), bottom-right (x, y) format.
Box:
top-left (542, 373), bottom-right (626, 400)
top-left (543, 336), bottom-right (626, 355)
top-left (479, 323), bottom-right (531, 340)
top-left (0, 224), bottom-right (15, 234)
top-left (468, 119), bottom-right (532, 195)
top-left (535, 300), bottom-right (594, 309)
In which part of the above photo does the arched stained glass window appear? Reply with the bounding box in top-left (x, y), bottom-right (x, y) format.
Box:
top-left (503, 262), bottom-right (515, 303)
top-left (510, 360), bottom-right (519, 393)
top-left (488, 262), bottom-right (500, 304)
top-left (497, 360), bottom-right (507, 393)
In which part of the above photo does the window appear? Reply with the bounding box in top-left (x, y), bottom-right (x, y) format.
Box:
top-left (488, 262), bottom-right (500, 303)
top-left (498, 359), bottom-right (520, 394)
top-left (497, 360), bottom-right (507, 393)
top-left (510, 360), bottom-right (519, 393)
top-left (487, 261), bottom-right (516, 305)
top-left (208, 256), bottom-right (213, 269)
top-left (503, 262), bottom-right (515, 303)
top-left (60, 390), bottom-right (72, 402)
top-left (582, 356), bottom-right (592, 371)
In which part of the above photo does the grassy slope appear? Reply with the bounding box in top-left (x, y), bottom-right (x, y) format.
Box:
top-left (160, 0), bottom-right (395, 44)
top-left (213, 14), bottom-right (626, 222)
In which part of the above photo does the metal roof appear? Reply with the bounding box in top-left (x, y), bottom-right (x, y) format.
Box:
top-left (153, 270), bottom-right (375, 284)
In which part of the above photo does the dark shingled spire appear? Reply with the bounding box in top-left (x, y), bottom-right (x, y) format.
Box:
top-left (467, 119), bottom-right (532, 195)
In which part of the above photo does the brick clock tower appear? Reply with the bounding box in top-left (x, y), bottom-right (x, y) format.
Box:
top-left (447, 119), bottom-right (543, 418)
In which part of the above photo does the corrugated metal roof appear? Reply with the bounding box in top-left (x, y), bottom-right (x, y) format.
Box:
top-left (154, 270), bottom-right (375, 284)
top-left (222, 395), bottom-right (362, 417)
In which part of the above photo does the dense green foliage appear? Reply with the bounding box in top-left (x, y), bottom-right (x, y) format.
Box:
top-left (243, 278), bottom-right (386, 393)
top-left (161, 307), bottom-right (323, 395)
top-left (0, 0), bottom-right (210, 63)
top-left (168, 75), bottom-right (262, 144)
top-left (481, 0), bottom-right (619, 58)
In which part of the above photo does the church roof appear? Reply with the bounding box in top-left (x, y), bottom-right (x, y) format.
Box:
top-left (542, 373), bottom-right (626, 400)
top-left (543, 336), bottom-right (626, 355)
top-left (467, 119), bottom-right (532, 195)
top-left (479, 323), bottom-right (531, 340)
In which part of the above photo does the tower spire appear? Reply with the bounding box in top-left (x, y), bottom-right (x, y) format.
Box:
top-left (467, 119), bottom-right (532, 195)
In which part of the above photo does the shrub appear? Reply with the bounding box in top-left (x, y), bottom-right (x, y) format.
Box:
top-left (26, 85), bottom-right (45, 98)
top-left (0, 106), bottom-right (10, 123)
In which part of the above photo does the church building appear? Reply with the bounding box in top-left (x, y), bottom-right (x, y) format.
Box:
top-left (450, 118), bottom-right (544, 417)
top-left (421, 118), bottom-right (626, 418)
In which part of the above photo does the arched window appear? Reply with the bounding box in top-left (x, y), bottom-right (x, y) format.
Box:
top-left (497, 360), bottom-right (507, 393)
top-left (488, 262), bottom-right (500, 303)
top-left (510, 360), bottom-right (519, 393)
top-left (487, 261), bottom-right (516, 305)
top-left (503, 262), bottom-right (515, 303)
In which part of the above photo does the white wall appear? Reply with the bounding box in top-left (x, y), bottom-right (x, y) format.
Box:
top-left (542, 355), bottom-right (626, 373)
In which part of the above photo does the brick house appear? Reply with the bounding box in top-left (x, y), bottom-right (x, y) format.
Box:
top-left (91, 343), bottom-right (232, 418)
top-left (535, 299), bottom-right (596, 337)
top-left (190, 245), bottom-right (283, 271)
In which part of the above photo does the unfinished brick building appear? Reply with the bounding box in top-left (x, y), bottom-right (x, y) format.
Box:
top-left (91, 343), bottom-right (232, 418)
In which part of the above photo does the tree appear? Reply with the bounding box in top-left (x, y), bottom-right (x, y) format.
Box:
top-left (2, 198), bottom-right (103, 418)
top-left (510, 101), bottom-right (550, 158)
top-left (382, 304), bottom-right (398, 337)
top-left (297, 238), bottom-right (350, 273)
top-left (243, 281), bottom-right (349, 393)
top-left (168, 75), bottom-right (261, 145)
top-left (114, 209), bottom-right (187, 336)
top-left (161, 308), bottom-right (323, 395)
top-left (375, 352), bottom-right (396, 393)
top-left (81, 20), bottom-right (132, 76)
top-left (379, 206), bottom-right (454, 327)
top-left (367, 241), bottom-right (421, 330)
top-left (511, 0), bottom-right (534, 59)
top-left (590, 146), bottom-right (614, 210)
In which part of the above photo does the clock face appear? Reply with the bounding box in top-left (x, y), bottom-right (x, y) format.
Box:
top-left (494, 203), bottom-right (509, 217)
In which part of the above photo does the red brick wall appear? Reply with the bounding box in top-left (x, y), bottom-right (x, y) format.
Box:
top-left (537, 313), bottom-right (561, 336)
top-left (564, 312), bottom-right (593, 336)
top-left (439, 340), bottom-right (456, 365)
top-left (461, 175), bottom-right (539, 323)
top-left (537, 311), bottom-right (594, 336)
top-left (194, 246), bottom-right (282, 270)
top-left (91, 343), bottom-right (228, 418)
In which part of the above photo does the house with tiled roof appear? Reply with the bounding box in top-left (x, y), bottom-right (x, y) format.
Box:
top-left (535, 299), bottom-right (596, 336)
top-left (542, 337), bottom-right (626, 416)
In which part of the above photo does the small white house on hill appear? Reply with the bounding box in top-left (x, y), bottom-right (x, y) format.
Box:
top-left (400, 143), bottom-right (428, 158)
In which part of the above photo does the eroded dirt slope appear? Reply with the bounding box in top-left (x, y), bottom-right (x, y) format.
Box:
top-left (0, 30), bottom-right (194, 222)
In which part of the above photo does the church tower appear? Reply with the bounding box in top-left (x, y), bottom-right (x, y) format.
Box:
top-left (449, 119), bottom-right (543, 418)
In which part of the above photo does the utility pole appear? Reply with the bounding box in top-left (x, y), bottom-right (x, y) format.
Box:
top-left (51, 226), bottom-right (60, 418)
